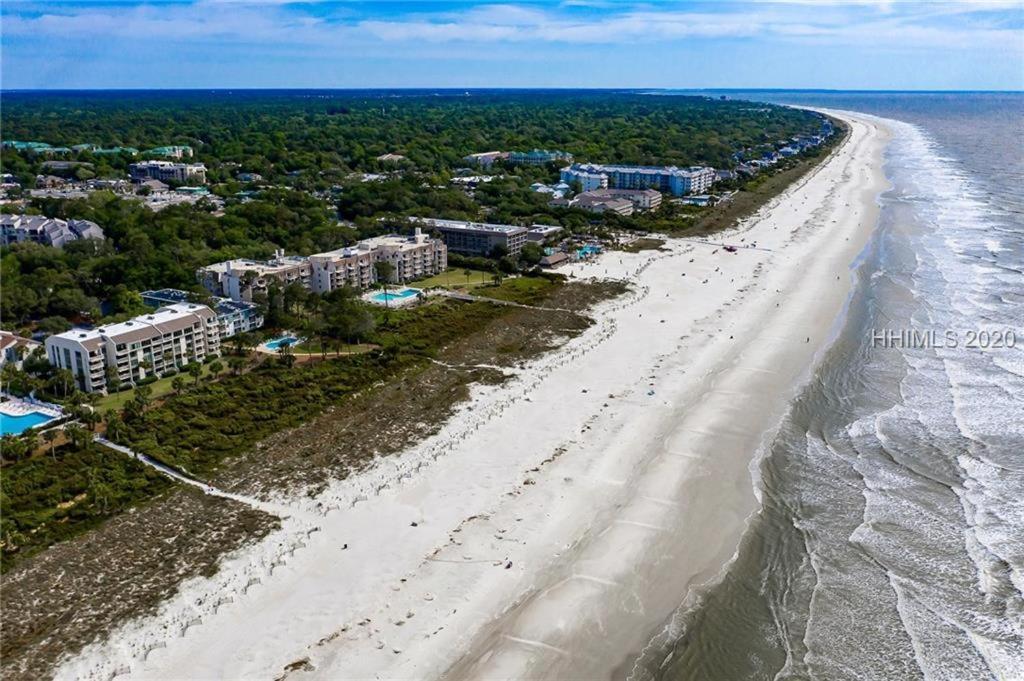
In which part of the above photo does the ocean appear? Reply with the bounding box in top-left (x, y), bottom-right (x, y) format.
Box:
top-left (631, 92), bottom-right (1024, 680)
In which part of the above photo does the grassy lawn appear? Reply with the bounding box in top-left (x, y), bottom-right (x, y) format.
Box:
top-left (95, 363), bottom-right (227, 413)
top-left (414, 267), bottom-right (494, 290)
top-left (292, 340), bottom-right (376, 355)
top-left (473, 276), bottom-right (557, 305)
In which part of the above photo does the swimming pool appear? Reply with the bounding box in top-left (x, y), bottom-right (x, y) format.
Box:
top-left (371, 287), bottom-right (421, 304)
top-left (265, 335), bottom-right (300, 351)
top-left (1, 411), bottom-right (55, 437)
top-left (577, 244), bottom-right (602, 257)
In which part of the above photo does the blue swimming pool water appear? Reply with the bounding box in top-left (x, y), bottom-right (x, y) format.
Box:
top-left (265, 335), bottom-right (299, 350)
top-left (578, 244), bottom-right (602, 257)
top-left (372, 288), bottom-right (420, 303)
top-left (1, 411), bottom-right (55, 436)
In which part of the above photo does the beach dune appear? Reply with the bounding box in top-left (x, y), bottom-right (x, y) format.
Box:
top-left (58, 110), bottom-right (890, 681)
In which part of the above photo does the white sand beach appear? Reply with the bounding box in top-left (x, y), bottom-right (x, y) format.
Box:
top-left (57, 109), bottom-right (891, 681)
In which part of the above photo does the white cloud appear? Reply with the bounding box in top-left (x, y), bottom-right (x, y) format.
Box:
top-left (1, 0), bottom-right (1019, 55)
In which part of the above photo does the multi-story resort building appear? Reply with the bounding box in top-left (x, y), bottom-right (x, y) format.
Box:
top-left (197, 250), bottom-right (312, 302)
top-left (141, 289), bottom-right (264, 337)
top-left (129, 160), bottom-right (207, 185)
top-left (410, 217), bottom-right (529, 257)
top-left (45, 303), bottom-right (221, 393)
top-left (526, 224), bottom-right (564, 243)
top-left (200, 232), bottom-right (448, 301)
top-left (567, 193), bottom-right (635, 216)
top-left (1, 214), bottom-right (104, 248)
top-left (508, 149), bottom-right (573, 166)
top-left (462, 151), bottom-right (508, 168)
top-left (309, 229), bottom-right (447, 293)
top-left (145, 146), bottom-right (194, 159)
top-left (561, 163), bottom-right (716, 196)
top-left (563, 170), bottom-right (608, 192)
top-left (580, 187), bottom-right (663, 211)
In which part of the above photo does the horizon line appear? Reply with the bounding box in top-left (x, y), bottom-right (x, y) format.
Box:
top-left (3, 87), bottom-right (1022, 94)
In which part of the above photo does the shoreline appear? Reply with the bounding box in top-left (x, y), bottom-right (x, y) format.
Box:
top-left (56, 109), bottom-right (891, 681)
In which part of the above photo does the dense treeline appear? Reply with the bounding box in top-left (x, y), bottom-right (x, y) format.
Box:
top-left (2, 91), bottom-right (823, 185)
top-left (1, 188), bottom-right (352, 326)
top-left (1, 92), bottom-right (828, 332)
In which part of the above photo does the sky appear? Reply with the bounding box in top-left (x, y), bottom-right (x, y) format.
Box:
top-left (1, 0), bottom-right (1022, 90)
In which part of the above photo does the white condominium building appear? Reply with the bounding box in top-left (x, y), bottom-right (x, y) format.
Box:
top-left (129, 160), bottom-right (207, 184)
top-left (45, 303), bottom-right (221, 393)
top-left (410, 217), bottom-right (529, 256)
top-left (309, 229), bottom-right (447, 293)
top-left (1, 214), bottom-right (105, 248)
top-left (197, 250), bottom-right (312, 302)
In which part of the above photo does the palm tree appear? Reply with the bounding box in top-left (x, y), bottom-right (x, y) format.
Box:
top-left (228, 356), bottom-right (246, 376)
top-left (22, 430), bottom-right (38, 457)
top-left (278, 343), bottom-right (296, 369)
top-left (188, 362), bottom-right (202, 386)
top-left (172, 376), bottom-right (186, 395)
top-left (42, 429), bottom-right (58, 461)
top-left (374, 260), bottom-right (397, 325)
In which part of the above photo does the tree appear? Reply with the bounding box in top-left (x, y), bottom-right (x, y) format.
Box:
top-left (1, 436), bottom-right (28, 463)
top-left (82, 409), bottom-right (102, 432)
top-left (105, 365), bottom-right (122, 394)
top-left (188, 362), bottom-right (202, 385)
top-left (42, 429), bottom-right (58, 461)
top-left (228, 356), bottom-right (246, 376)
top-left (374, 260), bottom-right (396, 322)
top-left (48, 368), bottom-right (75, 398)
top-left (208, 360), bottom-right (224, 376)
top-left (277, 343), bottom-right (296, 369)
top-left (105, 411), bottom-right (126, 441)
top-left (66, 424), bottom-right (90, 450)
top-left (172, 376), bottom-right (186, 395)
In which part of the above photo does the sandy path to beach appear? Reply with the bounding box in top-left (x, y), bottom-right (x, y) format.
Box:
top-left (57, 110), bottom-right (889, 681)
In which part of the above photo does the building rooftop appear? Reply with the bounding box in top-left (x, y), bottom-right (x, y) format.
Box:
top-left (413, 217), bottom-right (528, 235)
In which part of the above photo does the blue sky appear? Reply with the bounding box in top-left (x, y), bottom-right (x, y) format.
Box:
top-left (2, 1), bottom-right (1022, 90)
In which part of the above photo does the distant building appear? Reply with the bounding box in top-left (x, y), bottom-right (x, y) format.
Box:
top-left (139, 179), bottom-right (170, 193)
top-left (94, 147), bottom-right (139, 156)
top-left (560, 163), bottom-right (715, 197)
top-left (35, 175), bottom-right (67, 189)
top-left (526, 224), bottom-right (564, 243)
top-left (310, 229), bottom-right (447, 293)
top-left (508, 149), bottom-right (573, 166)
top-left (462, 151), bottom-right (508, 168)
top-left (145, 146), bottom-right (194, 159)
top-left (1, 214), bottom-right (104, 248)
top-left (0, 331), bottom-right (42, 369)
top-left (3, 141), bottom-right (58, 153)
top-left (560, 168), bottom-right (608, 192)
top-left (571, 194), bottom-right (634, 216)
top-left (376, 153), bottom-right (407, 163)
top-left (45, 303), bottom-right (221, 393)
top-left (236, 172), bottom-right (263, 183)
top-left (129, 160), bottom-right (207, 185)
top-left (197, 250), bottom-right (312, 302)
top-left (581, 187), bottom-right (662, 211)
top-left (539, 252), bottom-right (571, 268)
top-left (141, 288), bottom-right (264, 338)
top-left (410, 217), bottom-right (529, 257)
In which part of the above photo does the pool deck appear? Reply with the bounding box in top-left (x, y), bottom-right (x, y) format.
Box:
top-left (362, 287), bottom-right (425, 308)
top-left (0, 395), bottom-right (65, 436)
top-left (0, 395), bottom-right (64, 420)
top-left (256, 336), bottom-right (305, 354)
